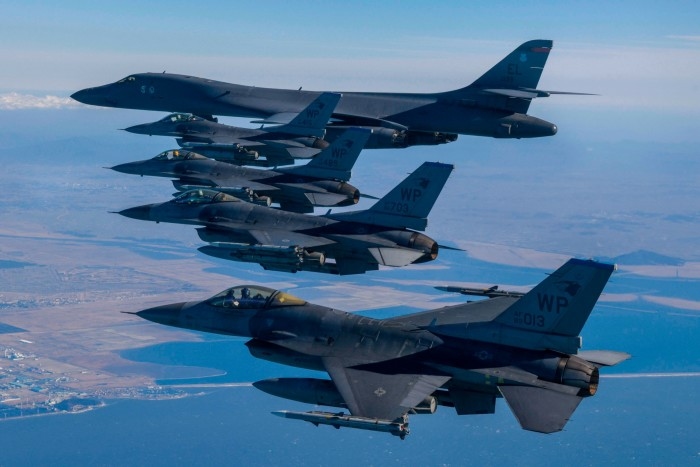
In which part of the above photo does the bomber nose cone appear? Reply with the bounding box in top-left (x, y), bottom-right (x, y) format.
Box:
top-left (71, 85), bottom-right (117, 107)
top-left (549, 124), bottom-right (558, 136)
top-left (134, 303), bottom-right (186, 326)
top-left (117, 205), bottom-right (153, 221)
top-left (70, 88), bottom-right (91, 104)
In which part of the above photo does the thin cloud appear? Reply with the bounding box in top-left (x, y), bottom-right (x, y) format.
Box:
top-left (0, 92), bottom-right (81, 110)
top-left (666, 35), bottom-right (700, 42)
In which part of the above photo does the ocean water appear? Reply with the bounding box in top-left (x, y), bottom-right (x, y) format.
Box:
top-left (2, 377), bottom-right (699, 466)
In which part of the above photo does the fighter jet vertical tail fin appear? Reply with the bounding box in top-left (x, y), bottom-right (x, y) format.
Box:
top-left (279, 128), bottom-right (371, 181)
top-left (368, 161), bottom-right (453, 221)
top-left (325, 161), bottom-right (453, 230)
top-left (494, 259), bottom-right (615, 351)
top-left (448, 40), bottom-right (553, 113)
top-left (271, 92), bottom-right (342, 138)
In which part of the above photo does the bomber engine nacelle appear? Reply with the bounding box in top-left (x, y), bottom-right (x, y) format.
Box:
top-left (398, 130), bottom-right (458, 147)
top-left (326, 127), bottom-right (456, 149)
top-left (368, 128), bottom-right (458, 149)
top-left (376, 231), bottom-right (438, 263)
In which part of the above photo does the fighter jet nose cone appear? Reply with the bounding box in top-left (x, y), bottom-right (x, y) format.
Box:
top-left (111, 162), bottom-right (139, 175)
top-left (123, 124), bottom-right (148, 135)
top-left (118, 205), bottom-right (152, 221)
top-left (135, 303), bottom-right (185, 326)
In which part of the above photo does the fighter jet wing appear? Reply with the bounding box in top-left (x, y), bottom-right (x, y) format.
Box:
top-left (323, 234), bottom-right (426, 267)
top-left (251, 112), bottom-right (298, 125)
top-left (322, 357), bottom-right (450, 421)
top-left (247, 229), bottom-right (336, 249)
top-left (188, 135), bottom-right (268, 146)
top-left (257, 138), bottom-right (310, 148)
top-left (178, 175), bottom-right (276, 194)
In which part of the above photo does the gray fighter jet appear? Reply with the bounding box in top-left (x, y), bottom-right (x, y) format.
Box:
top-left (124, 92), bottom-right (342, 166)
top-left (130, 258), bottom-right (629, 439)
top-left (112, 127), bottom-right (371, 213)
top-left (125, 113), bottom-right (455, 167)
top-left (72, 40), bottom-right (591, 141)
top-left (117, 161), bottom-right (453, 275)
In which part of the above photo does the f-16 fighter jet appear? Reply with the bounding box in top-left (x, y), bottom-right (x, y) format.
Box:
top-left (73, 40), bottom-right (591, 142)
top-left (124, 92), bottom-right (340, 166)
top-left (112, 128), bottom-right (371, 213)
top-left (117, 161), bottom-right (453, 275)
top-left (130, 258), bottom-right (629, 439)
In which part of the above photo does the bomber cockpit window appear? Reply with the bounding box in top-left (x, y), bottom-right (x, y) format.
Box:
top-left (116, 76), bottom-right (137, 84)
top-left (207, 285), bottom-right (276, 309)
top-left (173, 189), bottom-right (238, 204)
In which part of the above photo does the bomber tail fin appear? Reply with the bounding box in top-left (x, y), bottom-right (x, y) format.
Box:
top-left (259, 92), bottom-right (341, 138)
top-left (447, 40), bottom-right (554, 113)
top-left (279, 128), bottom-right (370, 181)
top-left (327, 162), bottom-right (453, 230)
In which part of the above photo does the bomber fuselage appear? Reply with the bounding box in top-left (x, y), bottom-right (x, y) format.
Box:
top-left (73, 72), bottom-right (557, 138)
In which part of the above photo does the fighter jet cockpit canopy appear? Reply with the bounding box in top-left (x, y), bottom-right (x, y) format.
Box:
top-left (157, 113), bottom-right (200, 124)
top-left (153, 149), bottom-right (207, 161)
top-left (205, 285), bottom-right (306, 309)
top-left (172, 189), bottom-right (240, 205)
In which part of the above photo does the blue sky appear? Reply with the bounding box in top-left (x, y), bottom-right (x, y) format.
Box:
top-left (2, 1), bottom-right (700, 119)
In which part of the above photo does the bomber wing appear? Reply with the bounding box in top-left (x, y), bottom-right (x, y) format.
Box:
top-left (322, 356), bottom-right (450, 421)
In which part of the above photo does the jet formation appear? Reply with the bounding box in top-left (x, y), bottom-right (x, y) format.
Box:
top-left (131, 258), bottom-right (630, 439)
top-left (118, 161), bottom-right (453, 275)
top-left (112, 127), bottom-right (373, 213)
top-left (72, 40), bottom-right (626, 437)
top-left (123, 92), bottom-right (344, 167)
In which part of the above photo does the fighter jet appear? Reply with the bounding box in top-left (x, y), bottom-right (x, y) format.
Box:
top-left (125, 114), bottom-right (455, 167)
top-left (112, 127), bottom-right (371, 213)
top-left (72, 40), bottom-right (591, 141)
top-left (123, 92), bottom-right (341, 166)
top-left (117, 161), bottom-right (453, 275)
top-left (130, 258), bottom-right (629, 439)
